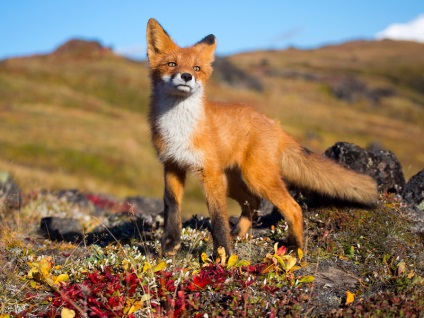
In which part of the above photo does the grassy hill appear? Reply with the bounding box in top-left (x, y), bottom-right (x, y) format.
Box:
top-left (0, 39), bottom-right (423, 216)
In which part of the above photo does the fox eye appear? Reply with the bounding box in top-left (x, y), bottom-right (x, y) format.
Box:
top-left (193, 66), bottom-right (201, 72)
top-left (168, 62), bottom-right (176, 67)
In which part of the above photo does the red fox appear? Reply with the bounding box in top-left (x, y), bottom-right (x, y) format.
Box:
top-left (146, 18), bottom-right (377, 257)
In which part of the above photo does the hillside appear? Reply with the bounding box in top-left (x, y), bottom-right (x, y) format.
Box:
top-left (0, 39), bottom-right (423, 215)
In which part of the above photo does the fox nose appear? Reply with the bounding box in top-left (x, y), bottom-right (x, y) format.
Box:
top-left (181, 73), bottom-right (192, 82)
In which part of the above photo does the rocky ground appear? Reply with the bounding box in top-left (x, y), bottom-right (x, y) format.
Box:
top-left (0, 142), bottom-right (423, 317)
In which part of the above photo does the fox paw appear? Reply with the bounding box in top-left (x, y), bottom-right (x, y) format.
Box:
top-left (161, 238), bottom-right (181, 257)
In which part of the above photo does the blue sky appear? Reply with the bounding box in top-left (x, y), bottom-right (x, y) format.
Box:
top-left (1, 1), bottom-right (423, 60)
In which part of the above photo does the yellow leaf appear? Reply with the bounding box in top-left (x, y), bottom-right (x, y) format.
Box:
top-left (61, 307), bottom-right (75, 318)
top-left (273, 242), bottom-right (279, 254)
top-left (127, 299), bottom-right (145, 314)
top-left (261, 264), bottom-right (274, 274)
top-left (227, 255), bottom-right (238, 268)
top-left (45, 277), bottom-right (54, 287)
top-left (54, 274), bottom-right (69, 285)
top-left (235, 259), bottom-right (250, 267)
top-left (30, 280), bottom-right (37, 289)
top-left (27, 267), bottom-right (39, 279)
top-left (298, 249), bottom-right (304, 262)
top-left (298, 275), bottom-right (315, 283)
top-left (0, 314), bottom-right (11, 318)
top-left (153, 260), bottom-right (167, 272)
top-left (265, 253), bottom-right (273, 260)
top-left (274, 255), bottom-right (285, 268)
top-left (290, 265), bottom-right (301, 272)
top-left (140, 293), bottom-right (151, 302)
top-left (285, 256), bottom-right (297, 272)
top-left (122, 259), bottom-right (131, 271)
top-left (345, 291), bottom-right (355, 305)
top-left (397, 261), bottom-right (406, 276)
top-left (39, 257), bottom-right (53, 277)
top-left (201, 253), bottom-right (211, 264)
top-left (217, 247), bottom-right (226, 266)
top-left (142, 261), bottom-right (152, 273)
top-left (407, 270), bottom-right (415, 279)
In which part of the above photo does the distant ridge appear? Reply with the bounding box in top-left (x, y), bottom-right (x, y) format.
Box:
top-left (52, 39), bottom-right (114, 59)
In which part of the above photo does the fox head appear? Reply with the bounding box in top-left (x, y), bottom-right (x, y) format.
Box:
top-left (146, 18), bottom-right (216, 97)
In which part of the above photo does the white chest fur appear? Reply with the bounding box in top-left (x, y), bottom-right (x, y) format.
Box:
top-left (155, 92), bottom-right (205, 168)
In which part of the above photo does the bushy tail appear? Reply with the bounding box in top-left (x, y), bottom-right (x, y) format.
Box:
top-left (281, 143), bottom-right (377, 206)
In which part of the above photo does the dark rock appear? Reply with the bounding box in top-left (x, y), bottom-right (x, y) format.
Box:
top-left (125, 196), bottom-right (164, 227)
top-left (331, 77), bottom-right (367, 103)
top-left (0, 171), bottom-right (21, 210)
top-left (330, 76), bottom-right (395, 104)
top-left (125, 196), bottom-right (163, 216)
top-left (366, 141), bottom-right (384, 152)
top-left (38, 194), bottom-right (165, 246)
top-left (183, 199), bottom-right (279, 238)
top-left (39, 217), bottom-right (83, 242)
top-left (212, 57), bottom-right (263, 92)
top-left (55, 189), bottom-right (90, 206)
top-left (259, 199), bottom-right (276, 216)
top-left (324, 142), bottom-right (405, 193)
top-left (402, 169), bottom-right (424, 211)
top-left (183, 215), bottom-right (212, 231)
top-left (86, 213), bottom-right (156, 247)
top-left (267, 72), bottom-right (395, 104)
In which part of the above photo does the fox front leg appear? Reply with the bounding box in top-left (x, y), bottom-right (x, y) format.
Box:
top-left (161, 165), bottom-right (186, 257)
top-left (201, 169), bottom-right (232, 257)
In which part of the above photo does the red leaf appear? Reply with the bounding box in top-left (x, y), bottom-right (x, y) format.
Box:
top-left (88, 272), bottom-right (99, 284)
top-left (276, 245), bottom-right (287, 256)
top-left (89, 305), bottom-right (108, 317)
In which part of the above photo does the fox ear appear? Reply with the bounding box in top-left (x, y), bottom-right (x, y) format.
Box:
top-left (197, 34), bottom-right (216, 47)
top-left (146, 18), bottom-right (177, 59)
top-left (195, 34), bottom-right (217, 61)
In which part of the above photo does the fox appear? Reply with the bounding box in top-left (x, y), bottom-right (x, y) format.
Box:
top-left (146, 18), bottom-right (377, 257)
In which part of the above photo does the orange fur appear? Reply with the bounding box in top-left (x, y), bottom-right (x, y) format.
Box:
top-left (146, 18), bottom-right (377, 257)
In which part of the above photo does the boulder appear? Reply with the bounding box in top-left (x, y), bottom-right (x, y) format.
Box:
top-left (55, 189), bottom-right (90, 206)
top-left (324, 142), bottom-right (405, 193)
top-left (125, 196), bottom-right (164, 227)
top-left (39, 217), bottom-right (83, 242)
top-left (125, 196), bottom-right (164, 216)
top-left (402, 169), bottom-right (424, 211)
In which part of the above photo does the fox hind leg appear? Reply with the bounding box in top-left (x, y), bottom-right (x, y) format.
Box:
top-left (226, 169), bottom-right (261, 239)
top-left (242, 165), bottom-right (304, 251)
